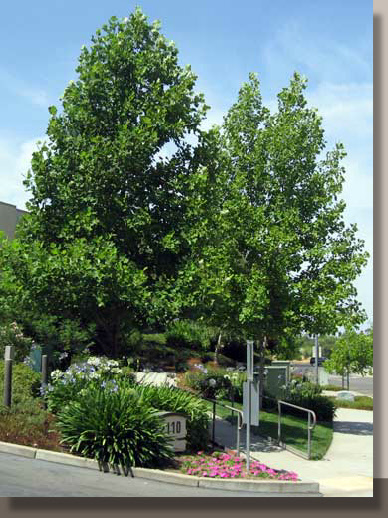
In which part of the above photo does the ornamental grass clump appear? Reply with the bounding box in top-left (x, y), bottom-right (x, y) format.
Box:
top-left (179, 451), bottom-right (299, 481)
top-left (56, 381), bottom-right (174, 472)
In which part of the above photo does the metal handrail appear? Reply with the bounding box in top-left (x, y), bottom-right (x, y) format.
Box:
top-left (277, 399), bottom-right (317, 459)
top-left (206, 397), bottom-right (244, 456)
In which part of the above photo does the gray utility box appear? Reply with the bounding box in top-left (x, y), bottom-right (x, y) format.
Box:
top-left (264, 366), bottom-right (288, 398)
top-left (156, 411), bottom-right (187, 452)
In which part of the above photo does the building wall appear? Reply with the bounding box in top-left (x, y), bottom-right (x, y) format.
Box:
top-left (0, 201), bottom-right (28, 240)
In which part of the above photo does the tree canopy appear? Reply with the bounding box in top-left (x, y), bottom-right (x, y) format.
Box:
top-left (175, 73), bottom-right (369, 354)
top-left (325, 327), bottom-right (373, 380)
top-left (0, 8), bottom-right (216, 357)
top-left (0, 10), bottom-right (369, 364)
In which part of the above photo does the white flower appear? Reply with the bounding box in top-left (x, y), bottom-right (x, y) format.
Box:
top-left (51, 370), bottom-right (64, 380)
top-left (87, 357), bottom-right (101, 367)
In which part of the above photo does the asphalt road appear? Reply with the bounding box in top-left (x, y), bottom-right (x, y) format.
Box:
top-left (0, 453), bottom-right (318, 497)
top-left (290, 363), bottom-right (373, 396)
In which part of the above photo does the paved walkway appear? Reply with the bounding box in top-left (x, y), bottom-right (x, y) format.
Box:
top-left (211, 408), bottom-right (373, 497)
top-left (134, 373), bottom-right (373, 497)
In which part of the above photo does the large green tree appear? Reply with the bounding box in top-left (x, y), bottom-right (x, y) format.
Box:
top-left (176, 73), bottom-right (369, 389)
top-left (0, 9), bottom-right (215, 357)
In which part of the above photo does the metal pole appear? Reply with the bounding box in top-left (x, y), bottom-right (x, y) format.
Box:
top-left (3, 359), bottom-right (12, 407)
top-left (237, 415), bottom-right (240, 457)
top-left (246, 380), bottom-right (251, 473)
top-left (307, 412), bottom-right (311, 459)
top-left (315, 335), bottom-right (319, 385)
top-left (212, 400), bottom-right (216, 445)
top-left (246, 340), bottom-right (253, 473)
top-left (278, 401), bottom-right (281, 443)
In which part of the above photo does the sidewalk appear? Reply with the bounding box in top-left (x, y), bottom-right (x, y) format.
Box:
top-left (211, 407), bottom-right (373, 497)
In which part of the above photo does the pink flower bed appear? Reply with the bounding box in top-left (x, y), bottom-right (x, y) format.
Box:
top-left (179, 451), bottom-right (299, 481)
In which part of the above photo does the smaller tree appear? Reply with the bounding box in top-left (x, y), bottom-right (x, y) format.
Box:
top-left (324, 327), bottom-right (373, 389)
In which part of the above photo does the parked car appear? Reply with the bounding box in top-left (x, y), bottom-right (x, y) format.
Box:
top-left (310, 357), bottom-right (327, 366)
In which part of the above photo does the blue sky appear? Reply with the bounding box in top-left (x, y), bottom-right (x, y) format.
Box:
top-left (0, 0), bottom-right (373, 324)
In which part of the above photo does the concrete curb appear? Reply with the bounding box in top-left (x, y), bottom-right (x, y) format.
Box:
top-left (0, 441), bottom-right (37, 459)
top-left (0, 441), bottom-right (321, 494)
top-left (35, 449), bottom-right (100, 470)
top-left (133, 468), bottom-right (320, 493)
top-left (132, 468), bottom-right (199, 487)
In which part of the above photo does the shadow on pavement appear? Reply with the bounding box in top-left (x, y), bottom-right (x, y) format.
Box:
top-left (333, 421), bottom-right (373, 435)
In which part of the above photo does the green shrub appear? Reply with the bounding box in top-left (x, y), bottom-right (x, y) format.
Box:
top-left (44, 356), bottom-right (135, 413)
top-left (133, 384), bottom-right (210, 452)
top-left (0, 322), bottom-right (34, 363)
top-left (0, 398), bottom-right (64, 451)
top-left (281, 381), bottom-right (336, 422)
top-left (184, 369), bottom-right (233, 400)
top-left (56, 382), bottom-right (174, 471)
top-left (165, 320), bottom-right (212, 351)
top-left (142, 333), bottom-right (167, 345)
top-left (0, 360), bottom-right (41, 405)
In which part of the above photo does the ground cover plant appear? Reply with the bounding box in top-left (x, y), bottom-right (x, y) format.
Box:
top-left (0, 360), bottom-right (65, 451)
top-left (0, 399), bottom-right (64, 452)
top-left (178, 450), bottom-right (299, 480)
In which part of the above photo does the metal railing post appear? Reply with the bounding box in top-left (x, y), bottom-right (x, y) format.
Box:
top-left (237, 413), bottom-right (241, 456)
top-left (277, 400), bottom-right (316, 459)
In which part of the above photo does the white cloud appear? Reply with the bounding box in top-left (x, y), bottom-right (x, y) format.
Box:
top-left (0, 67), bottom-right (50, 107)
top-left (262, 20), bottom-right (371, 85)
top-left (306, 82), bottom-right (373, 143)
top-left (0, 136), bottom-right (45, 210)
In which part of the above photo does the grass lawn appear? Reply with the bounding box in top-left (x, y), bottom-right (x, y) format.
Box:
top-left (328, 395), bottom-right (373, 411)
top-left (204, 398), bottom-right (333, 460)
top-left (321, 384), bottom-right (345, 391)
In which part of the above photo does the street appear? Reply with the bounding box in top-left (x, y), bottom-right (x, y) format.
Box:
top-left (0, 453), bottom-right (319, 497)
top-left (290, 363), bottom-right (373, 396)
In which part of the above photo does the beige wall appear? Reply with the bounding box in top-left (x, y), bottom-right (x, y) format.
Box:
top-left (0, 201), bottom-right (27, 240)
